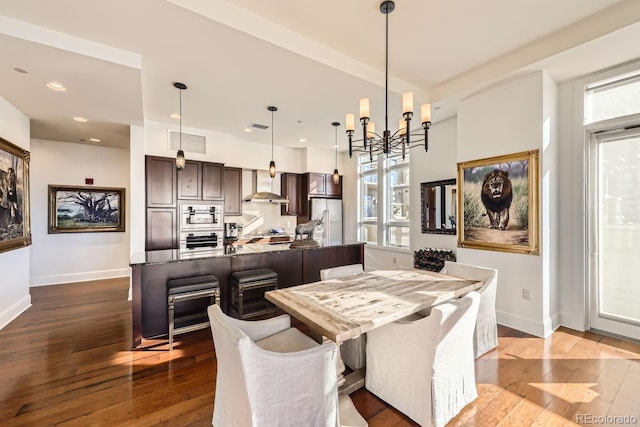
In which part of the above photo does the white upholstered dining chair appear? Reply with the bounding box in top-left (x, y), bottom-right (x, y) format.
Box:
top-left (440, 261), bottom-right (499, 358)
top-left (365, 291), bottom-right (481, 427)
top-left (207, 304), bottom-right (367, 427)
top-left (320, 264), bottom-right (366, 371)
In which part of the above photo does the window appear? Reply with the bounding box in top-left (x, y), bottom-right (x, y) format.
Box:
top-left (358, 153), bottom-right (410, 248)
top-left (584, 72), bottom-right (640, 124)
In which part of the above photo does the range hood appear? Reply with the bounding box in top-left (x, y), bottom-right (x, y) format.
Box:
top-left (242, 170), bottom-right (289, 204)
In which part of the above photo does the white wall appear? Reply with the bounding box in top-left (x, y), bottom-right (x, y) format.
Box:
top-left (29, 139), bottom-right (130, 286)
top-left (0, 96), bottom-right (31, 329)
top-left (457, 72), bottom-right (559, 338)
top-left (410, 117), bottom-right (459, 253)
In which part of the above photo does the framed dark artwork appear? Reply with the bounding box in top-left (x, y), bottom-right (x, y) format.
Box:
top-left (457, 150), bottom-right (539, 255)
top-left (420, 178), bottom-right (457, 235)
top-left (0, 137), bottom-right (31, 253)
top-left (48, 185), bottom-right (125, 233)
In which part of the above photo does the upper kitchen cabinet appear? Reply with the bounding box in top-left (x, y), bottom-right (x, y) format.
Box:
top-left (146, 156), bottom-right (177, 208)
top-left (304, 173), bottom-right (342, 198)
top-left (177, 160), bottom-right (224, 201)
top-left (281, 172), bottom-right (303, 216)
top-left (223, 167), bottom-right (242, 215)
top-left (307, 173), bottom-right (326, 196)
top-left (177, 161), bottom-right (202, 200)
top-left (202, 162), bottom-right (224, 200)
top-left (325, 174), bottom-right (342, 198)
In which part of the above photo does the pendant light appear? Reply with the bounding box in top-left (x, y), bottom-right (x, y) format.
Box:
top-left (173, 82), bottom-right (187, 170)
top-left (332, 121), bottom-right (340, 185)
top-left (268, 106), bottom-right (277, 178)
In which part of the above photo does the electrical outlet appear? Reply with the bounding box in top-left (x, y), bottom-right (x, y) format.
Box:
top-left (392, 257), bottom-right (397, 264)
top-left (522, 289), bottom-right (531, 300)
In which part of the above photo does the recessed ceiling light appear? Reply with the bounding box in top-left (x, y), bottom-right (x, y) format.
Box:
top-left (46, 81), bottom-right (66, 91)
top-left (298, 138), bottom-right (307, 143)
top-left (14, 67), bottom-right (28, 74)
top-left (89, 138), bottom-right (101, 142)
top-left (73, 116), bottom-right (88, 122)
top-left (169, 113), bottom-right (180, 119)
top-left (333, 145), bottom-right (339, 148)
top-left (243, 128), bottom-right (253, 133)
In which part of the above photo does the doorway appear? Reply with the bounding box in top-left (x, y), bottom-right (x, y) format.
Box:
top-left (588, 127), bottom-right (640, 340)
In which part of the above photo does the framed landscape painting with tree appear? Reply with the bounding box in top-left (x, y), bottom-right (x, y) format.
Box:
top-left (0, 137), bottom-right (31, 253)
top-left (48, 185), bottom-right (125, 233)
top-left (457, 150), bottom-right (539, 255)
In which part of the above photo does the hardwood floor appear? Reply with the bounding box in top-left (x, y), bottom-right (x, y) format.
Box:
top-left (1, 277), bottom-right (639, 426)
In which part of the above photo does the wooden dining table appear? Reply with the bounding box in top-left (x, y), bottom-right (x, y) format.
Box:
top-left (265, 267), bottom-right (483, 392)
top-left (265, 268), bottom-right (482, 344)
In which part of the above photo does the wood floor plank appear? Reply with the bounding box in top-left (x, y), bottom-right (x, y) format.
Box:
top-left (2, 278), bottom-right (640, 426)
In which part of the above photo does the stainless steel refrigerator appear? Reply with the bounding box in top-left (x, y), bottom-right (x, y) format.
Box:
top-left (310, 198), bottom-right (343, 245)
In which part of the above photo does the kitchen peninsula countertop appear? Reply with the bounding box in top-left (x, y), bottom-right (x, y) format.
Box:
top-left (129, 240), bottom-right (365, 349)
top-left (130, 241), bottom-right (365, 266)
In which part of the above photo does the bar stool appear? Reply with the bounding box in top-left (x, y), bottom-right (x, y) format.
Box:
top-left (167, 274), bottom-right (219, 350)
top-left (230, 268), bottom-right (278, 319)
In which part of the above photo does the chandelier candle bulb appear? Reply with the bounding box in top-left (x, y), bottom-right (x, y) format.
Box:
top-left (368, 122), bottom-right (376, 138)
top-left (360, 98), bottom-right (370, 119)
top-left (398, 119), bottom-right (407, 135)
top-left (346, 113), bottom-right (355, 132)
top-left (402, 92), bottom-right (414, 114)
top-left (421, 103), bottom-right (432, 124)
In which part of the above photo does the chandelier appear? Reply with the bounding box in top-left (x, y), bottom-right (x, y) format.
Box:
top-left (345, 0), bottom-right (431, 160)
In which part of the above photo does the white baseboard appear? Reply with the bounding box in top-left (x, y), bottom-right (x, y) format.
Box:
top-left (496, 309), bottom-right (547, 338)
top-left (30, 268), bottom-right (130, 287)
top-left (0, 295), bottom-right (31, 330)
top-left (559, 311), bottom-right (586, 332)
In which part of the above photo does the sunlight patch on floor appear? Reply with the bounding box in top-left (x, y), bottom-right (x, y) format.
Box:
top-left (529, 382), bottom-right (599, 403)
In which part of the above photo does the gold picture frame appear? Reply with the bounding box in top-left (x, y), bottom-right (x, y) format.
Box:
top-left (48, 185), bottom-right (125, 233)
top-left (0, 137), bottom-right (31, 254)
top-left (457, 150), bottom-right (539, 255)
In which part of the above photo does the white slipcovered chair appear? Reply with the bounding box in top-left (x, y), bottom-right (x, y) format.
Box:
top-left (207, 304), bottom-right (367, 427)
top-left (440, 261), bottom-right (498, 358)
top-left (320, 264), bottom-right (366, 371)
top-left (365, 292), bottom-right (481, 427)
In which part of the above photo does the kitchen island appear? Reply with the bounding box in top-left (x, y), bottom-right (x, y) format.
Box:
top-left (129, 241), bottom-right (365, 349)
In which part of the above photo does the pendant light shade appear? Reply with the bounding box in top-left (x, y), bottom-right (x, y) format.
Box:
top-left (269, 160), bottom-right (276, 178)
top-left (332, 122), bottom-right (340, 185)
top-left (176, 149), bottom-right (186, 170)
top-left (173, 82), bottom-right (187, 170)
top-left (268, 106), bottom-right (277, 178)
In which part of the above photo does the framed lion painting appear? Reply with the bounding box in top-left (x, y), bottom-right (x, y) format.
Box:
top-left (457, 150), bottom-right (539, 255)
top-left (0, 136), bottom-right (31, 254)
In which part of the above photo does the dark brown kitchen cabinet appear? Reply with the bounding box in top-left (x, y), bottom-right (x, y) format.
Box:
top-left (325, 174), bottom-right (342, 198)
top-left (303, 172), bottom-right (342, 198)
top-left (280, 173), bottom-right (304, 216)
top-left (145, 156), bottom-right (177, 208)
top-left (145, 208), bottom-right (177, 250)
top-left (223, 167), bottom-right (242, 215)
top-left (177, 161), bottom-right (224, 200)
top-left (177, 161), bottom-right (202, 200)
top-left (203, 163), bottom-right (224, 200)
top-left (307, 173), bottom-right (326, 196)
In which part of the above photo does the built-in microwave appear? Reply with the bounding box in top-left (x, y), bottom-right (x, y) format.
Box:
top-left (179, 203), bottom-right (223, 231)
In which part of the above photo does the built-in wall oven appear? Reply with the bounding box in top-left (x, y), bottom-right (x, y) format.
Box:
top-left (179, 202), bottom-right (223, 250)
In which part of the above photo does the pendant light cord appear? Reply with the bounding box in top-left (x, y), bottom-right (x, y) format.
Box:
top-left (271, 109), bottom-right (274, 161)
top-left (179, 88), bottom-right (182, 150)
top-left (384, 7), bottom-right (389, 136)
top-left (335, 125), bottom-right (338, 168)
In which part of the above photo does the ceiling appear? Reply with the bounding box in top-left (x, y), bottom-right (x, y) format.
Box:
top-left (0, 0), bottom-right (639, 151)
